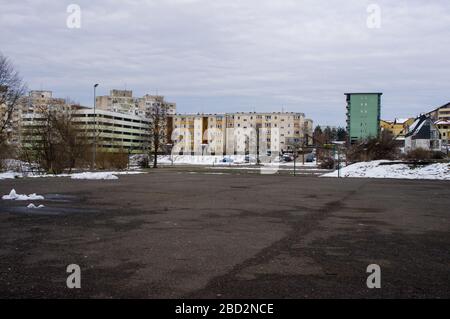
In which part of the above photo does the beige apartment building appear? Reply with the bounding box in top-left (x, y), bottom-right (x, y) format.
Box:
top-left (170, 112), bottom-right (312, 155)
top-left (9, 90), bottom-right (68, 144)
top-left (427, 102), bottom-right (450, 146)
top-left (96, 89), bottom-right (176, 117)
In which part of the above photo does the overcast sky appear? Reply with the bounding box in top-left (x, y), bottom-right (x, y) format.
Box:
top-left (1, 0), bottom-right (449, 126)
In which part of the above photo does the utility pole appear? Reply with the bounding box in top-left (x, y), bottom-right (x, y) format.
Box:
top-left (256, 124), bottom-right (261, 165)
top-left (293, 149), bottom-right (296, 176)
top-left (92, 83), bottom-right (99, 170)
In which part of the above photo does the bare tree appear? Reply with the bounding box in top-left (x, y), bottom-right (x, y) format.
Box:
top-left (22, 104), bottom-right (90, 174)
top-left (0, 53), bottom-right (26, 143)
top-left (146, 102), bottom-right (168, 168)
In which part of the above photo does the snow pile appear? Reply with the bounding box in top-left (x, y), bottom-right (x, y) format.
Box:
top-left (0, 170), bottom-right (145, 181)
top-left (158, 155), bottom-right (290, 165)
top-left (70, 172), bottom-right (119, 180)
top-left (321, 160), bottom-right (450, 180)
top-left (111, 171), bottom-right (144, 175)
top-left (27, 203), bottom-right (45, 209)
top-left (2, 189), bottom-right (45, 200)
top-left (0, 172), bottom-right (22, 180)
top-left (158, 155), bottom-right (245, 165)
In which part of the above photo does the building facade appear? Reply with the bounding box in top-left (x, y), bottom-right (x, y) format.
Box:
top-left (427, 102), bottom-right (450, 122)
top-left (13, 89), bottom-right (312, 157)
top-left (380, 118), bottom-right (415, 137)
top-left (71, 107), bottom-right (150, 154)
top-left (426, 102), bottom-right (450, 147)
top-left (434, 120), bottom-right (450, 146)
top-left (170, 112), bottom-right (311, 155)
top-left (346, 93), bottom-right (382, 143)
top-left (96, 89), bottom-right (176, 117)
top-left (13, 91), bottom-right (151, 154)
top-left (9, 90), bottom-right (68, 144)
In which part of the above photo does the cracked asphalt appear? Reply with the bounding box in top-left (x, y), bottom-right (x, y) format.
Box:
top-left (0, 168), bottom-right (449, 298)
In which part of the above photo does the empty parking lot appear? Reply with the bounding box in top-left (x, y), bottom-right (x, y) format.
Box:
top-left (0, 168), bottom-right (449, 298)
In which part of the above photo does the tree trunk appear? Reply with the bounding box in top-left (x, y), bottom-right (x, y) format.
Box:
top-left (153, 149), bottom-right (157, 168)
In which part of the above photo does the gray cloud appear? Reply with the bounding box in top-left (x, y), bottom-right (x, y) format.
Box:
top-left (1, 0), bottom-right (449, 125)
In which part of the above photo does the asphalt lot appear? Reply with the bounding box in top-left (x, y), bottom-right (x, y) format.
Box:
top-left (0, 167), bottom-right (449, 298)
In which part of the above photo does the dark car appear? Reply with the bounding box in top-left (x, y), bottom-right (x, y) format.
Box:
top-left (305, 153), bottom-right (315, 162)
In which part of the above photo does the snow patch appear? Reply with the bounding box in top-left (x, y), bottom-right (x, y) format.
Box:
top-left (0, 172), bottom-right (22, 180)
top-left (70, 172), bottom-right (119, 180)
top-left (27, 203), bottom-right (45, 209)
top-left (2, 189), bottom-right (45, 200)
top-left (321, 160), bottom-right (450, 180)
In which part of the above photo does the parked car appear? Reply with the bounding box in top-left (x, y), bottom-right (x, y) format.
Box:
top-left (245, 155), bottom-right (257, 163)
top-left (222, 157), bottom-right (233, 163)
top-left (282, 154), bottom-right (294, 162)
top-left (305, 153), bottom-right (315, 162)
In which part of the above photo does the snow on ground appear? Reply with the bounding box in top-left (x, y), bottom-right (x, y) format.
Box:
top-left (0, 172), bottom-right (22, 180)
top-left (321, 160), bottom-right (450, 180)
top-left (70, 172), bottom-right (119, 180)
top-left (0, 170), bottom-right (145, 181)
top-left (158, 155), bottom-right (317, 167)
top-left (208, 166), bottom-right (324, 172)
top-left (27, 203), bottom-right (45, 209)
top-left (2, 189), bottom-right (45, 200)
top-left (159, 155), bottom-right (247, 165)
top-left (69, 171), bottom-right (144, 180)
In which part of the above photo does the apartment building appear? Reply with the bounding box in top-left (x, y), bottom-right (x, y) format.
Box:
top-left (96, 89), bottom-right (176, 117)
top-left (9, 90), bottom-right (68, 144)
top-left (427, 102), bottom-right (450, 146)
top-left (13, 89), bottom-right (312, 156)
top-left (434, 120), bottom-right (450, 146)
top-left (346, 93), bottom-right (382, 143)
top-left (427, 102), bottom-right (450, 122)
top-left (170, 112), bottom-right (310, 155)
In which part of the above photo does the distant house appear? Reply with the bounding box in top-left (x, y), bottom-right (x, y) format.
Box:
top-left (380, 118), bottom-right (415, 151)
top-left (404, 115), bottom-right (442, 153)
top-left (380, 118), bottom-right (415, 138)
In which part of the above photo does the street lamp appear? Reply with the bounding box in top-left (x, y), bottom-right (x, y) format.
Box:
top-left (93, 83), bottom-right (99, 169)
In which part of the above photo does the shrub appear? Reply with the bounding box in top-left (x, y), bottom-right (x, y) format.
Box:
top-left (404, 148), bottom-right (431, 160)
top-left (138, 155), bottom-right (149, 168)
top-left (346, 131), bottom-right (399, 163)
top-left (96, 152), bottom-right (128, 170)
top-left (319, 157), bottom-right (335, 169)
top-left (431, 151), bottom-right (446, 160)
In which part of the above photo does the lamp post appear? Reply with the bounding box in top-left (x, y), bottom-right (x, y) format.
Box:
top-left (93, 83), bottom-right (99, 169)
